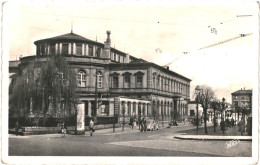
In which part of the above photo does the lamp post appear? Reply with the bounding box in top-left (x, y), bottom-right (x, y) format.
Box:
top-left (195, 85), bottom-right (201, 135)
top-left (222, 97), bottom-right (225, 120)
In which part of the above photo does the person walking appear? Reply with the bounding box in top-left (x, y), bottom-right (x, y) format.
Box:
top-left (89, 119), bottom-right (95, 136)
top-left (15, 121), bottom-right (21, 136)
top-left (130, 117), bottom-right (134, 130)
top-left (231, 118), bottom-right (235, 127)
top-left (220, 118), bottom-right (226, 134)
top-left (140, 119), bottom-right (143, 132)
top-left (143, 118), bottom-right (147, 132)
top-left (239, 117), bottom-right (245, 135)
top-left (61, 122), bottom-right (67, 137)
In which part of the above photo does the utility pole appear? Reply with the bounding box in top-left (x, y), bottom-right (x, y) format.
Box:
top-left (94, 69), bottom-right (98, 117)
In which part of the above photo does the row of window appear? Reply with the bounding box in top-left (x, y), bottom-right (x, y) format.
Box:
top-left (77, 71), bottom-right (102, 87)
top-left (37, 43), bottom-right (101, 57)
top-left (153, 75), bottom-right (189, 95)
top-left (111, 72), bottom-right (144, 88)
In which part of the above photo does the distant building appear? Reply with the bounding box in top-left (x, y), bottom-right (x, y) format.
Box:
top-left (231, 88), bottom-right (252, 120)
top-left (9, 30), bottom-right (191, 127)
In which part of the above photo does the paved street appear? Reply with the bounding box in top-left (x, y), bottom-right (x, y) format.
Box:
top-left (9, 124), bottom-right (251, 157)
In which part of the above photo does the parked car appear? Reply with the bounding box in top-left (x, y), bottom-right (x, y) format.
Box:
top-left (146, 120), bottom-right (159, 131)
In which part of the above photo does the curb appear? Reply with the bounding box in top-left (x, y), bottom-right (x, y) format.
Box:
top-left (174, 135), bottom-right (252, 141)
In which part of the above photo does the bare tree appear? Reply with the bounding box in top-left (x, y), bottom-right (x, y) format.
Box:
top-left (198, 85), bottom-right (215, 134)
top-left (210, 99), bottom-right (221, 132)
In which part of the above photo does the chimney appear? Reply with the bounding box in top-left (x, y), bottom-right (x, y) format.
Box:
top-left (103, 30), bottom-right (111, 59)
top-left (106, 30), bottom-right (111, 43)
top-left (244, 87), bottom-right (245, 90)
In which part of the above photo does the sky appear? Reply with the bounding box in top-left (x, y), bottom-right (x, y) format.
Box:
top-left (5, 0), bottom-right (259, 103)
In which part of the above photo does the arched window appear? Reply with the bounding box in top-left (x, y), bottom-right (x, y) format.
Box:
top-left (77, 71), bottom-right (86, 87)
top-left (97, 72), bottom-right (102, 88)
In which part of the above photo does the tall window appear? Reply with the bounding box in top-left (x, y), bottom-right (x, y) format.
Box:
top-left (134, 71), bottom-right (144, 88)
top-left (161, 78), bottom-right (163, 90)
top-left (157, 76), bottom-right (160, 89)
top-left (62, 44), bottom-right (69, 54)
top-left (50, 43), bottom-right (55, 55)
top-left (153, 76), bottom-right (156, 89)
top-left (96, 48), bottom-right (101, 58)
top-left (113, 76), bottom-right (118, 88)
top-left (97, 72), bottom-right (102, 88)
top-left (136, 76), bottom-right (143, 88)
top-left (76, 44), bottom-right (82, 55)
top-left (122, 72), bottom-right (131, 88)
top-left (124, 76), bottom-right (130, 88)
top-left (41, 45), bottom-right (46, 55)
top-left (88, 46), bottom-right (93, 56)
top-left (77, 71), bottom-right (86, 87)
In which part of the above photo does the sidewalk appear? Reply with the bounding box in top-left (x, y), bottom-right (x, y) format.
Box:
top-left (174, 125), bottom-right (252, 141)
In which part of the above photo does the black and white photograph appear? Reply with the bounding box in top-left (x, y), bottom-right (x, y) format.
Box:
top-left (2, 0), bottom-right (259, 164)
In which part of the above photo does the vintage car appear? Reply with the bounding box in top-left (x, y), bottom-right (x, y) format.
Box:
top-left (146, 120), bottom-right (159, 131)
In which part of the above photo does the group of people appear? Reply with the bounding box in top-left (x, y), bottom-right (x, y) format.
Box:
top-left (60, 119), bottom-right (95, 137)
top-left (220, 118), bottom-right (235, 134)
top-left (220, 117), bottom-right (247, 135)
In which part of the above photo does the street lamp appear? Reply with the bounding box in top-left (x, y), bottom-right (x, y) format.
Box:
top-left (222, 97), bottom-right (225, 119)
top-left (195, 85), bottom-right (201, 134)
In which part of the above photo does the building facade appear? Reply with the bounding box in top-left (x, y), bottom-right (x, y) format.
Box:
top-left (231, 88), bottom-right (252, 120)
top-left (9, 30), bottom-right (191, 127)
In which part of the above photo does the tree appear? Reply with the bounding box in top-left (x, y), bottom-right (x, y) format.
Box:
top-left (197, 85), bottom-right (215, 134)
top-left (210, 99), bottom-right (221, 132)
top-left (9, 55), bottom-right (78, 128)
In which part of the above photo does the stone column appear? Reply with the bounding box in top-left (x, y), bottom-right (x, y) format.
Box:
top-left (148, 103), bottom-right (151, 116)
top-left (68, 43), bottom-right (71, 54)
top-left (93, 46), bottom-right (96, 57)
top-left (135, 102), bottom-right (138, 116)
top-left (73, 43), bottom-right (76, 54)
top-left (86, 44), bottom-right (89, 56)
top-left (144, 103), bottom-right (147, 117)
top-left (59, 43), bottom-right (62, 54)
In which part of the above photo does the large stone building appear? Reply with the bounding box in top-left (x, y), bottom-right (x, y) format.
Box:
top-left (231, 88), bottom-right (252, 120)
top-left (9, 30), bottom-right (191, 128)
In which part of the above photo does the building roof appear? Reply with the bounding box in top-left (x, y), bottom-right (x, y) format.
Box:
top-left (231, 89), bottom-right (252, 95)
top-left (34, 32), bottom-right (103, 45)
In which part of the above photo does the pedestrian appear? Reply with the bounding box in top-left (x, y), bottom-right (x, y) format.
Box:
top-left (239, 117), bottom-right (245, 135)
top-left (15, 121), bottom-right (21, 136)
top-left (231, 118), bottom-right (235, 127)
top-left (130, 117), bottom-right (134, 130)
top-left (61, 122), bottom-right (67, 137)
top-left (143, 118), bottom-right (147, 132)
top-left (89, 119), bottom-right (95, 136)
top-left (220, 118), bottom-right (226, 134)
top-left (226, 118), bottom-right (230, 130)
top-left (140, 119), bottom-right (143, 132)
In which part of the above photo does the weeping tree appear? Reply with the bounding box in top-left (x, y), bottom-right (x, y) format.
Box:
top-left (197, 85), bottom-right (215, 134)
top-left (9, 55), bottom-right (78, 127)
